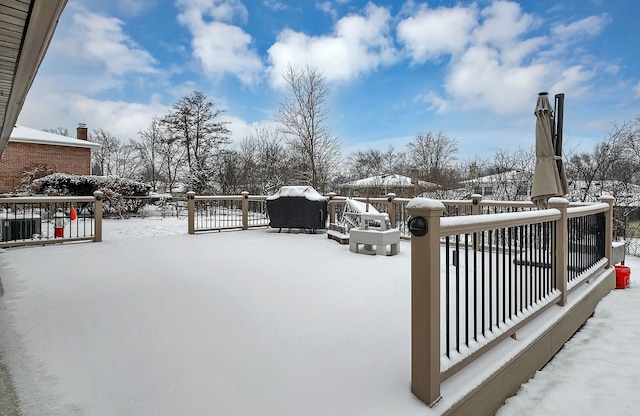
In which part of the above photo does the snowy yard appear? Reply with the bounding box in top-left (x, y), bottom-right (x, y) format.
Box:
top-left (0, 217), bottom-right (639, 415)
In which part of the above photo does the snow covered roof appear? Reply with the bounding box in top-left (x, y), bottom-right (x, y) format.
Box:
top-left (460, 170), bottom-right (532, 184)
top-left (9, 125), bottom-right (101, 150)
top-left (340, 174), bottom-right (437, 189)
top-left (266, 186), bottom-right (327, 201)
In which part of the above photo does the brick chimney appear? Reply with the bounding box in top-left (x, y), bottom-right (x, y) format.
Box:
top-left (410, 167), bottom-right (418, 184)
top-left (469, 162), bottom-right (479, 180)
top-left (77, 123), bottom-right (88, 140)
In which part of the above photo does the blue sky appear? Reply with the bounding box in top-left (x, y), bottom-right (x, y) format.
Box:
top-left (17, 0), bottom-right (640, 160)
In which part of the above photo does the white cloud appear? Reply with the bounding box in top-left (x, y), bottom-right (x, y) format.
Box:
top-left (396, 4), bottom-right (477, 63)
top-left (263, 0), bottom-right (287, 11)
top-left (18, 92), bottom-right (169, 141)
top-left (396, 1), bottom-right (553, 114)
top-left (222, 116), bottom-right (281, 144)
top-left (65, 11), bottom-right (157, 75)
top-left (396, 1), bottom-right (608, 115)
top-left (635, 81), bottom-right (640, 98)
top-left (316, 1), bottom-right (337, 19)
top-left (177, 0), bottom-right (263, 85)
top-left (603, 65), bottom-right (620, 76)
top-left (472, 1), bottom-right (537, 47)
top-left (549, 65), bottom-right (595, 98)
top-left (445, 45), bottom-right (551, 113)
top-left (267, 3), bottom-right (397, 88)
top-left (67, 95), bottom-right (169, 140)
top-left (552, 14), bottom-right (610, 40)
top-left (190, 21), bottom-right (264, 84)
top-left (415, 92), bottom-right (450, 114)
top-left (446, 1), bottom-right (601, 111)
top-left (176, 0), bottom-right (248, 24)
top-left (116, 0), bottom-right (155, 16)
top-left (499, 36), bottom-right (548, 66)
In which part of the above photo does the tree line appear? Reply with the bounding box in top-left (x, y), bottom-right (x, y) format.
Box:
top-left (44, 64), bottom-right (640, 199)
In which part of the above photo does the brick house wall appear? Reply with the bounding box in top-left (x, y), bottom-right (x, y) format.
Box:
top-left (0, 142), bottom-right (92, 193)
top-left (0, 125), bottom-right (98, 194)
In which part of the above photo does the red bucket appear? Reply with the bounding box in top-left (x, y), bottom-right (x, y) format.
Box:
top-left (614, 265), bottom-right (630, 289)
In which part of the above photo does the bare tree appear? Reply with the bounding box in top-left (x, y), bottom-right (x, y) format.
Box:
top-left (236, 126), bottom-right (293, 194)
top-left (381, 146), bottom-right (410, 176)
top-left (347, 149), bottom-right (384, 179)
top-left (135, 116), bottom-right (166, 192)
top-left (260, 128), bottom-right (295, 193)
top-left (407, 131), bottom-right (459, 187)
top-left (113, 141), bottom-right (141, 179)
top-left (612, 115), bottom-right (640, 185)
top-left (89, 129), bottom-right (120, 175)
top-left (88, 129), bottom-right (142, 179)
top-left (346, 146), bottom-right (409, 180)
top-left (162, 91), bottom-right (231, 194)
top-left (484, 146), bottom-right (535, 200)
top-left (217, 149), bottom-right (242, 194)
top-left (43, 127), bottom-right (71, 137)
top-left (236, 136), bottom-right (258, 193)
top-left (158, 135), bottom-right (185, 195)
top-left (566, 118), bottom-right (640, 202)
top-left (275, 64), bottom-right (341, 193)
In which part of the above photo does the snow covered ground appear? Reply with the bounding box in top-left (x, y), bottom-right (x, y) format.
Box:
top-left (0, 216), bottom-right (638, 415)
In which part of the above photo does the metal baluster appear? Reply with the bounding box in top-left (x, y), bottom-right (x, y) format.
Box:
top-left (445, 236), bottom-right (451, 358)
top-left (464, 233), bottom-right (470, 348)
top-left (488, 229), bottom-right (493, 331)
top-left (456, 234), bottom-right (461, 353)
top-left (481, 230), bottom-right (486, 337)
top-left (495, 228), bottom-right (500, 328)
top-left (473, 231), bottom-right (478, 342)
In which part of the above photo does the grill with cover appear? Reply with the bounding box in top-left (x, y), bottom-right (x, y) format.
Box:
top-left (266, 186), bottom-right (328, 232)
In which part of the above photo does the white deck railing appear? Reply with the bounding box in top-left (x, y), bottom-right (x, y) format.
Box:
top-left (406, 195), bottom-right (614, 407)
top-left (0, 191), bottom-right (104, 248)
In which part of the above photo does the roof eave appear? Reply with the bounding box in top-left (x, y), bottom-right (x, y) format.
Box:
top-left (0, 0), bottom-right (68, 155)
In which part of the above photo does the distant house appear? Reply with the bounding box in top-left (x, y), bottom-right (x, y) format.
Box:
top-left (339, 173), bottom-right (438, 198)
top-left (459, 170), bottom-right (534, 201)
top-left (0, 124), bottom-right (100, 194)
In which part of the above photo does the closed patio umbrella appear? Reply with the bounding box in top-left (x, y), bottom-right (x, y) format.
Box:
top-left (531, 92), bottom-right (568, 208)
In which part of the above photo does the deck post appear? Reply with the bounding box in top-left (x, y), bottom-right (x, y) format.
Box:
top-left (93, 191), bottom-right (103, 242)
top-left (548, 197), bottom-right (569, 306)
top-left (327, 192), bottom-right (336, 226)
top-left (470, 194), bottom-right (482, 216)
top-left (406, 198), bottom-right (445, 406)
top-left (187, 191), bottom-right (195, 234)
top-left (241, 191), bottom-right (249, 230)
top-left (386, 193), bottom-right (396, 228)
top-left (471, 194), bottom-right (482, 250)
top-left (600, 195), bottom-right (615, 268)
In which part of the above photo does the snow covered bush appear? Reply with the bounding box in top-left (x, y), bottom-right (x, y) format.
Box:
top-left (30, 174), bottom-right (150, 217)
top-left (30, 173), bottom-right (148, 196)
top-left (20, 165), bottom-right (58, 188)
